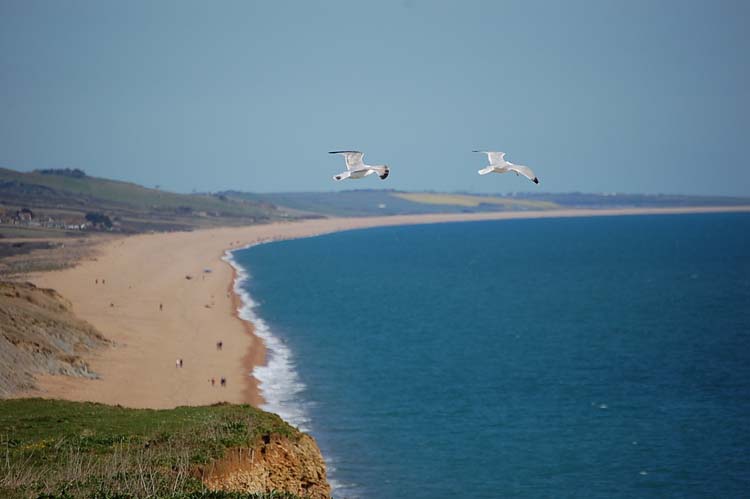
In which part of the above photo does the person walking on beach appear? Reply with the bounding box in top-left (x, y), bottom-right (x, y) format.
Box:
top-left (159, 303), bottom-right (163, 311)
top-left (216, 341), bottom-right (223, 351)
top-left (176, 359), bottom-right (180, 368)
top-left (211, 377), bottom-right (215, 386)
top-left (179, 358), bottom-right (183, 368)
top-left (220, 376), bottom-right (226, 387)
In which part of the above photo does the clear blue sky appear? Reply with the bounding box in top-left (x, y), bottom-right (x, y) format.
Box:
top-left (1, 0), bottom-right (748, 196)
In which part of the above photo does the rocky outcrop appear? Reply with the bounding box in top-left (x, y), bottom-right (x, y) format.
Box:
top-left (0, 281), bottom-right (110, 396)
top-left (201, 433), bottom-right (331, 499)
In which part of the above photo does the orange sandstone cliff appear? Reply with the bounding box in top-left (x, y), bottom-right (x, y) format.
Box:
top-left (201, 433), bottom-right (331, 499)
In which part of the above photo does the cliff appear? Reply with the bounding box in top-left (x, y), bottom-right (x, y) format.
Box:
top-left (0, 280), bottom-right (110, 397)
top-left (202, 433), bottom-right (330, 498)
top-left (0, 399), bottom-right (331, 498)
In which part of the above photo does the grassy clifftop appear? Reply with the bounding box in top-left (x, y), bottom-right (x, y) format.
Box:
top-left (0, 399), bottom-right (329, 499)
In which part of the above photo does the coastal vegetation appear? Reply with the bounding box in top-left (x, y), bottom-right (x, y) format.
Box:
top-left (35, 168), bottom-right (87, 179)
top-left (0, 399), bottom-right (327, 498)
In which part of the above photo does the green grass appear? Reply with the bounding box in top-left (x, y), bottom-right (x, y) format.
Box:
top-left (0, 399), bottom-right (301, 499)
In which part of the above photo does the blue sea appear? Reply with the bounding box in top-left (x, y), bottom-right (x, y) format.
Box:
top-left (229, 213), bottom-right (750, 498)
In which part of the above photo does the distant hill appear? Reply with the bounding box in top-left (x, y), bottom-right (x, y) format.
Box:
top-left (0, 167), bottom-right (298, 233)
top-left (223, 189), bottom-right (750, 218)
top-left (2, 166), bottom-right (748, 233)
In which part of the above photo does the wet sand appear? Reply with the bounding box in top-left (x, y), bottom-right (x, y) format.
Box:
top-left (21, 206), bottom-right (750, 408)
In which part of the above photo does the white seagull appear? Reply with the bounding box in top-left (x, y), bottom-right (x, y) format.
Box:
top-left (329, 151), bottom-right (389, 181)
top-left (474, 151), bottom-right (539, 184)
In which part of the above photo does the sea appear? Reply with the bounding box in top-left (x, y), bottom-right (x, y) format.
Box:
top-left (227, 213), bottom-right (750, 498)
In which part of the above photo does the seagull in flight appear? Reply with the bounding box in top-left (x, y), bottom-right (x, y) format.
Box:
top-left (474, 151), bottom-right (539, 184)
top-left (329, 151), bottom-right (389, 181)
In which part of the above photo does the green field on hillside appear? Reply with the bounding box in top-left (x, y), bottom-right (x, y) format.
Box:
top-left (391, 192), bottom-right (559, 209)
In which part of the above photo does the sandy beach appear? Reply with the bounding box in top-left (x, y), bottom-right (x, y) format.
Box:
top-left (21, 206), bottom-right (750, 409)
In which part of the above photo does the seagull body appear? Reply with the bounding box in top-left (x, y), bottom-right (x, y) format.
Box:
top-left (474, 151), bottom-right (539, 184)
top-left (329, 151), bottom-right (389, 181)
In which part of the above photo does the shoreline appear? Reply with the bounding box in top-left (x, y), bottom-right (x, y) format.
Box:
top-left (223, 243), bottom-right (268, 407)
top-left (16, 205), bottom-right (750, 409)
top-left (230, 264), bottom-right (266, 407)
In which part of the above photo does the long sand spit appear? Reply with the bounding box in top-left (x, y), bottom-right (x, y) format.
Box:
top-left (21, 206), bottom-right (750, 409)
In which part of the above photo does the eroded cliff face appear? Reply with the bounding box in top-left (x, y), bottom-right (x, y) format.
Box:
top-left (202, 433), bottom-right (331, 499)
top-left (0, 281), bottom-right (110, 396)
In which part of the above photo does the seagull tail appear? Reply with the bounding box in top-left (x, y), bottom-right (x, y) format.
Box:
top-left (478, 167), bottom-right (494, 175)
top-left (333, 171), bottom-right (351, 181)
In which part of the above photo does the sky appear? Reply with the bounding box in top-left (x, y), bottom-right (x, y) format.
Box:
top-left (0, 0), bottom-right (748, 196)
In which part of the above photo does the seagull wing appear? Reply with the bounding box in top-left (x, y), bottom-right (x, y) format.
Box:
top-left (473, 151), bottom-right (506, 166)
top-left (507, 164), bottom-right (539, 183)
top-left (329, 150), bottom-right (364, 171)
top-left (486, 152), bottom-right (506, 165)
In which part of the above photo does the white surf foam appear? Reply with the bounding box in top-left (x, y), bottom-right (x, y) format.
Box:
top-left (223, 245), bottom-right (311, 432)
top-left (224, 243), bottom-right (358, 497)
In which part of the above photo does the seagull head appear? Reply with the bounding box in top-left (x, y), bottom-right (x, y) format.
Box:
top-left (379, 165), bottom-right (390, 180)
